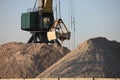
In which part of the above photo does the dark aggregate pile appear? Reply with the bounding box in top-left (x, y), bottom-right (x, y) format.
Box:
top-left (38, 37), bottom-right (120, 78)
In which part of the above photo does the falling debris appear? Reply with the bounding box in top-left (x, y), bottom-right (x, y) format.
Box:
top-left (38, 37), bottom-right (120, 78)
top-left (0, 42), bottom-right (70, 78)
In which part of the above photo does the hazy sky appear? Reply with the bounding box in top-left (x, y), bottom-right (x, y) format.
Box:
top-left (0, 0), bottom-right (120, 49)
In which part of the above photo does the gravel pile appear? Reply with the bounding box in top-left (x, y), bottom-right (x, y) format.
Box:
top-left (38, 37), bottom-right (120, 78)
top-left (0, 42), bottom-right (70, 78)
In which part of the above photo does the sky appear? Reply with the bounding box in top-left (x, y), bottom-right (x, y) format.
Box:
top-left (0, 0), bottom-right (120, 49)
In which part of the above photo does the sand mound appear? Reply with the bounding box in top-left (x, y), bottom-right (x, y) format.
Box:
top-left (38, 37), bottom-right (120, 78)
top-left (0, 42), bottom-right (70, 78)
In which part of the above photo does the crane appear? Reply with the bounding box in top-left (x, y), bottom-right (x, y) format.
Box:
top-left (21, 0), bottom-right (71, 45)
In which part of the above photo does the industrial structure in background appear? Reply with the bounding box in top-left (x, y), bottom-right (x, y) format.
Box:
top-left (21, 0), bottom-right (71, 45)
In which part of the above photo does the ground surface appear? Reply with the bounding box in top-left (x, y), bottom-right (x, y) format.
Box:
top-left (0, 42), bottom-right (70, 78)
top-left (38, 37), bottom-right (120, 78)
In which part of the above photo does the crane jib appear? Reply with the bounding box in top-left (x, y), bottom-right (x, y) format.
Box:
top-left (38, 0), bottom-right (53, 13)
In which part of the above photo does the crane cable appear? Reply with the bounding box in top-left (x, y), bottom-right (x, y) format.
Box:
top-left (73, 0), bottom-right (76, 48)
top-left (68, 0), bottom-right (71, 49)
top-left (33, 0), bottom-right (38, 11)
top-left (69, 0), bottom-right (76, 49)
top-left (58, 0), bottom-right (61, 19)
top-left (55, 0), bottom-right (61, 19)
top-left (72, 0), bottom-right (76, 49)
top-left (55, 0), bottom-right (58, 19)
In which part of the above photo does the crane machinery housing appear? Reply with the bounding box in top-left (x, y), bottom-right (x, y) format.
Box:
top-left (21, 0), bottom-right (71, 45)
